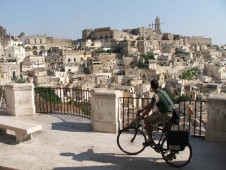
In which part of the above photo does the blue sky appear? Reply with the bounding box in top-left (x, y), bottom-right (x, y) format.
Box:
top-left (0, 0), bottom-right (226, 45)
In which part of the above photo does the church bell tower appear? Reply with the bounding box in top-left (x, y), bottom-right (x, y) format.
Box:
top-left (155, 15), bottom-right (161, 34)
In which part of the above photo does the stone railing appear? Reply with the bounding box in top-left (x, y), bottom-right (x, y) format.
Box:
top-left (3, 84), bottom-right (226, 142)
top-left (90, 89), bottom-right (226, 143)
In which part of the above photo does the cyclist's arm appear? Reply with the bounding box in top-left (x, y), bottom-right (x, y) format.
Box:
top-left (140, 95), bottom-right (156, 119)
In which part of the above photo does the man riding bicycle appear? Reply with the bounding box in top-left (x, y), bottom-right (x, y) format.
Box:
top-left (137, 79), bottom-right (174, 146)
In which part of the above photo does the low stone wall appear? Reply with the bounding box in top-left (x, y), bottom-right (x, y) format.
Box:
top-left (206, 93), bottom-right (226, 142)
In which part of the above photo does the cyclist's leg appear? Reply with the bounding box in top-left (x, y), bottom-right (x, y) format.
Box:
top-left (143, 117), bottom-right (153, 143)
top-left (144, 111), bottom-right (168, 142)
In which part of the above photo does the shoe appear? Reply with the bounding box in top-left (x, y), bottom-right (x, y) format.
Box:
top-left (166, 152), bottom-right (176, 161)
top-left (143, 140), bottom-right (155, 147)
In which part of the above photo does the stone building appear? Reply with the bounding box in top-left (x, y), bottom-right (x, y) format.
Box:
top-left (45, 47), bottom-right (63, 70)
top-left (122, 27), bottom-right (152, 36)
top-left (22, 55), bottom-right (45, 72)
top-left (19, 34), bottom-right (49, 56)
top-left (82, 27), bottom-right (130, 41)
top-left (183, 36), bottom-right (212, 45)
top-left (137, 40), bottom-right (154, 54)
top-left (0, 62), bottom-right (20, 84)
top-left (86, 57), bottom-right (104, 74)
top-left (4, 45), bottom-right (26, 63)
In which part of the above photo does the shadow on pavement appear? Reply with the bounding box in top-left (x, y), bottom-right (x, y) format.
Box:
top-left (55, 148), bottom-right (176, 170)
top-left (50, 114), bottom-right (93, 132)
top-left (51, 121), bottom-right (92, 132)
top-left (0, 133), bottom-right (17, 145)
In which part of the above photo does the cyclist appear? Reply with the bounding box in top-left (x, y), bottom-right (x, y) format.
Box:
top-left (137, 79), bottom-right (174, 146)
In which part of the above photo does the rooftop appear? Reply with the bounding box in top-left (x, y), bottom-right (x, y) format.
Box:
top-left (0, 110), bottom-right (225, 170)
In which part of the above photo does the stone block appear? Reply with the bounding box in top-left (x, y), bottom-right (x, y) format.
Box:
top-left (5, 83), bottom-right (35, 116)
top-left (90, 89), bottom-right (123, 133)
top-left (206, 93), bottom-right (226, 143)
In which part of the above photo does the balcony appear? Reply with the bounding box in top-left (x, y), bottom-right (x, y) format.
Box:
top-left (0, 111), bottom-right (225, 169)
top-left (0, 84), bottom-right (225, 169)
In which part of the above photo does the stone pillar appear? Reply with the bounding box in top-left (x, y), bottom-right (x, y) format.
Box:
top-left (5, 83), bottom-right (35, 116)
top-left (90, 88), bottom-right (123, 133)
top-left (206, 93), bottom-right (226, 142)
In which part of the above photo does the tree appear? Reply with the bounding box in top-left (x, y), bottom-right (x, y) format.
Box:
top-left (179, 67), bottom-right (200, 80)
top-left (16, 78), bottom-right (26, 83)
top-left (141, 54), bottom-right (155, 61)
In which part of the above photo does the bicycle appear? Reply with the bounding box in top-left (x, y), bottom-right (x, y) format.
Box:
top-left (117, 112), bottom-right (192, 167)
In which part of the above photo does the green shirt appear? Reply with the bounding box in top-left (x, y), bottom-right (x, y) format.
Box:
top-left (150, 89), bottom-right (173, 115)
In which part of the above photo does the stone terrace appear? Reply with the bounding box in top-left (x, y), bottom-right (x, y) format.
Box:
top-left (0, 111), bottom-right (226, 170)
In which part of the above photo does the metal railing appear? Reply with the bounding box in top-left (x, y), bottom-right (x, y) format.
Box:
top-left (34, 87), bottom-right (91, 118)
top-left (177, 99), bottom-right (207, 137)
top-left (2, 85), bottom-right (208, 137)
top-left (119, 97), bottom-right (207, 137)
top-left (0, 86), bottom-right (6, 110)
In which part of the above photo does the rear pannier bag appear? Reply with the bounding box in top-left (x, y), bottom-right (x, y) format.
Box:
top-left (167, 131), bottom-right (189, 151)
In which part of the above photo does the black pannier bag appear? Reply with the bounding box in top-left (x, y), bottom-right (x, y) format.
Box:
top-left (167, 131), bottom-right (189, 151)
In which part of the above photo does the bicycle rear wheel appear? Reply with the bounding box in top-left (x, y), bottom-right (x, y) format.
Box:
top-left (160, 137), bottom-right (192, 167)
top-left (117, 127), bottom-right (147, 155)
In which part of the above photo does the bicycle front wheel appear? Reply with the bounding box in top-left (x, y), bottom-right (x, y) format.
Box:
top-left (160, 137), bottom-right (192, 167)
top-left (117, 127), bottom-right (147, 155)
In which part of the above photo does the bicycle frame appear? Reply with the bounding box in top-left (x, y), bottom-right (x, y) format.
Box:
top-left (130, 113), bottom-right (172, 152)
top-left (148, 124), bottom-right (169, 152)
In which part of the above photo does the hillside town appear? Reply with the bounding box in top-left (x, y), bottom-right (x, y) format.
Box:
top-left (1, 16), bottom-right (226, 101)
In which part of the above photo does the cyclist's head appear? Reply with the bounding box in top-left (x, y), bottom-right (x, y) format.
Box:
top-left (150, 79), bottom-right (159, 90)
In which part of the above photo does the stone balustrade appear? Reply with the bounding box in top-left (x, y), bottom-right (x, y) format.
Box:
top-left (3, 83), bottom-right (226, 142)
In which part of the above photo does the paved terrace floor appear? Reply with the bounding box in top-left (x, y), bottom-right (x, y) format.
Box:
top-left (0, 111), bottom-right (226, 170)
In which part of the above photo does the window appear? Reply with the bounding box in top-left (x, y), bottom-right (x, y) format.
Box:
top-left (34, 39), bottom-right (36, 44)
top-left (74, 58), bottom-right (76, 62)
top-left (68, 58), bottom-right (71, 62)
top-left (12, 71), bottom-right (16, 79)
